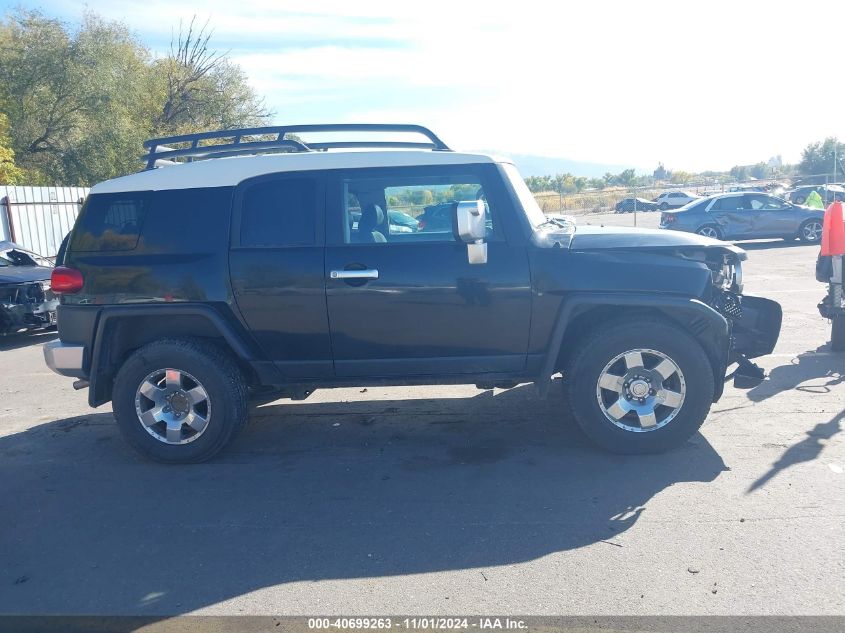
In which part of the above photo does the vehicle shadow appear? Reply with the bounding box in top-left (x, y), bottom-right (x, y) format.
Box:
top-left (746, 345), bottom-right (844, 403)
top-left (0, 382), bottom-right (727, 615)
top-left (0, 328), bottom-right (57, 351)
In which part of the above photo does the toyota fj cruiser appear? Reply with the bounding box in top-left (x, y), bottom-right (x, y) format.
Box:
top-left (44, 124), bottom-right (782, 463)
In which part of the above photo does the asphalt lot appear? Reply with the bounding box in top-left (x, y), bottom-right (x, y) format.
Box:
top-left (1, 213), bottom-right (843, 617)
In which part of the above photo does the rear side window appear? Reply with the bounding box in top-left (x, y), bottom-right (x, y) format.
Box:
top-left (239, 177), bottom-right (316, 247)
top-left (70, 192), bottom-right (150, 252)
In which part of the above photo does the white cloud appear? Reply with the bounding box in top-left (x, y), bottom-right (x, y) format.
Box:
top-left (33, 0), bottom-right (845, 171)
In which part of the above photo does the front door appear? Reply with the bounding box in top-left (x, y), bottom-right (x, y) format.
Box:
top-left (744, 194), bottom-right (798, 238)
top-left (324, 164), bottom-right (532, 378)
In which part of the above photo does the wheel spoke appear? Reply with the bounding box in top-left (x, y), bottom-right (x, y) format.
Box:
top-left (166, 421), bottom-right (183, 443)
top-left (186, 385), bottom-right (208, 406)
top-left (139, 380), bottom-right (163, 402)
top-left (659, 389), bottom-right (683, 408)
top-left (606, 398), bottom-right (632, 420)
top-left (598, 372), bottom-right (624, 393)
top-left (140, 406), bottom-right (163, 427)
top-left (638, 411), bottom-right (658, 428)
top-left (624, 351), bottom-right (644, 370)
top-left (653, 359), bottom-right (677, 380)
top-left (184, 411), bottom-right (208, 434)
top-left (165, 369), bottom-right (182, 389)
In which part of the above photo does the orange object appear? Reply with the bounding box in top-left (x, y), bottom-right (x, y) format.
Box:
top-left (821, 201), bottom-right (845, 256)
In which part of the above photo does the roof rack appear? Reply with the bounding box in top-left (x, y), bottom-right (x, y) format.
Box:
top-left (142, 124), bottom-right (451, 169)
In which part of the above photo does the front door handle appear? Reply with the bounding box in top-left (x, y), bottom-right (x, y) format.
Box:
top-left (330, 269), bottom-right (379, 280)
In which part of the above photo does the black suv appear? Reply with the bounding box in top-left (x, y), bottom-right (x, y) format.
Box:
top-left (44, 124), bottom-right (782, 463)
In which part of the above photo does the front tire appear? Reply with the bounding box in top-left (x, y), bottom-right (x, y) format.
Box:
top-left (565, 320), bottom-right (715, 454)
top-left (832, 315), bottom-right (845, 352)
top-left (112, 338), bottom-right (248, 463)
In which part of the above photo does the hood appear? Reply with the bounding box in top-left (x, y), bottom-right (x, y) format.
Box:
top-left (0, 265), bottom-right (53, 284)
top-left (569, 225), bottom-right (747, 260)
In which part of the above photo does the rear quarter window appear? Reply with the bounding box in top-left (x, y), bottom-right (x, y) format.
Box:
top-left (70, 192), bottom-right (151, 252)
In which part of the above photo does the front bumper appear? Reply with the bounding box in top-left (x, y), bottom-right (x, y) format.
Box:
top-left (43, 340), bottom-right (87, 378)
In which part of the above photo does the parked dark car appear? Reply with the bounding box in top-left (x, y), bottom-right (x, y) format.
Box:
top-left (0, 241), bottom-right (58, 335)
top-left (659, 193), bottom-right (825, 243)
top-left (786, 184), bottom-right (845, 206)
top-left (416, 202), bottom-right (455, 233)
top-left (44, 123), bottom-right (781, 463)
top-left (615, 197), bottom-right (658, 213)
top-left (349, 209), bottom-right (420, 234)
top-left (387, 209), bottom-right (419, 233)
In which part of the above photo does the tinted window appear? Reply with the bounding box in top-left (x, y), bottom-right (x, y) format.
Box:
top-left (240, 177), bottom-right (316, 247)
top-left (746, 194), bottom-right (785, 211)
top-left (70, 192), bottom-right (150, 252)
top-left (713, 196), bottom-right (741, 211)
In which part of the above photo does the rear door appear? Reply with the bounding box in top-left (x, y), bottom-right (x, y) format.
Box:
top-left (324, 163), bottom-right (532, 378)
top-left (229, 172), bottom-right (333, 380)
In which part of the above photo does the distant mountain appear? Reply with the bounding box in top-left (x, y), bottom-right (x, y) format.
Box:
top-left (477, 151), bottom-right (641, 178)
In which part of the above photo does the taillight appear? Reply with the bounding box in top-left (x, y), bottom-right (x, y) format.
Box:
top-left (417, 219), bottom-right (426, 230)
top-left (661, 213), bottom-right (676, 224)
top-left (51, 266), bottom-right (84, 294)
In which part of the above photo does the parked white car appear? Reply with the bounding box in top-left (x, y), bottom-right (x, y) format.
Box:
top-left (655, 191), bottom-right (700, 211)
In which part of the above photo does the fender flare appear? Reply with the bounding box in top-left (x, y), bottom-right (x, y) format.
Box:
top-left (536, 293), bottom-right (730, 400)
top-left (87, 303), bottom-right (256, 407)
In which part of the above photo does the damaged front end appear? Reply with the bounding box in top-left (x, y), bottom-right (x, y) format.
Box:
top-left (703, 252), bottom-right (782, 388)
top-left (0, 281), bottom-right (59, 335)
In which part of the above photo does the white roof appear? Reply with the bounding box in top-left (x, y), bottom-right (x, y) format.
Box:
top-left (91, 150), bottom-right (508, 194)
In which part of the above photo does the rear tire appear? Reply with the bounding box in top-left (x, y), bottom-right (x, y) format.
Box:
top-left (112, 338), bottom-right (248, 463)
top-left (696, 224), bottom-right (722, 240)
top-left (832, 315), bottom-right (845, 352)
top-left (659, 202), bottom-right (669, 211)
top-left (798, 219), bottom-right (823, 243)
top-left (565, 319), bottom-right (715, 454)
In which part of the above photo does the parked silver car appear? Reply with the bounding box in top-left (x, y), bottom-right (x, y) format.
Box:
top-left (659, 193), bottom-right (825, 243)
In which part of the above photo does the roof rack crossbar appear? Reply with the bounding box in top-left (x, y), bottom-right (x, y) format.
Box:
top-left (142, 124), bottom-right (451, 169)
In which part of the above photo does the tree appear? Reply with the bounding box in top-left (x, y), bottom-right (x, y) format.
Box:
top-left (750, 162), bottom-right (768, 180)
top-left (617, 168), bottom-right (637, 187)
top-left (0, 112), bottom-right (23, 184)
top-left (730, 165), bottom-right (748, 181)
top-left (670, 170), bottom-right (692, 185)
top-left (799, 138), bottom-right (845, 177)
top-left (152, 17), bottom-right (268, 135)
top-left (0, 10), bottom-right (271, 185)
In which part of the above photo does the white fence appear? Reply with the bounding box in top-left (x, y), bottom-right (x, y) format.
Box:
top-left (0, 186), bottom-right (89, 257)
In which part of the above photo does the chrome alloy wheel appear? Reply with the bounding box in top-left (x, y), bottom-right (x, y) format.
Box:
top-left (134, 368), bottom-right (211, 445)
top-left (697, 226), bottom-right (719, 239)
top-left (595, 348), bottom-right (686, 432)
top-left (802, 220), bottom-right (823, 242)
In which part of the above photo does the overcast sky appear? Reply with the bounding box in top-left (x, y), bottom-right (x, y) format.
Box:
top-left (5, 0), bottom-right (845, 172)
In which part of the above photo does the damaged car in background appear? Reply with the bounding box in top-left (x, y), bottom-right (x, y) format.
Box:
top-left (0, 241), bottom-right (58, 336)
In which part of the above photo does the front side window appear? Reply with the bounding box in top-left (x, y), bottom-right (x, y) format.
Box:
top-left (240, 177), bottom-right (316, 247)
top-left (341, 170), bottom-right (493, 244)
top-left (746, 194), bottom-right (785, 211)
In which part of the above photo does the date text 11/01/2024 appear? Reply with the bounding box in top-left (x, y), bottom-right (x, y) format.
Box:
top-left (307, 617), bottom-right (528, 630)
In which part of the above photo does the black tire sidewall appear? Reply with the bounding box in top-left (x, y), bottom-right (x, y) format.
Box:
top-left (567, 322), bottom-right (715, 454)
top-left (112, 341), bottom-right (244, 463)
top-left (832, 315), bottom-right (845, 352)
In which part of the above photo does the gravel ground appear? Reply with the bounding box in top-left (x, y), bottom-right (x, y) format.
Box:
top-left (0, 218), bottom-right (842, 617)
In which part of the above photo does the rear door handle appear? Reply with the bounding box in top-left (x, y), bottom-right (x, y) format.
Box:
top-left (330, 269), bottom-right (379, 280)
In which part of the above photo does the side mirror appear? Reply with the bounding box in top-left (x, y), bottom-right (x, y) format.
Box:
top-left (454, 200), bottom-right (487, 264)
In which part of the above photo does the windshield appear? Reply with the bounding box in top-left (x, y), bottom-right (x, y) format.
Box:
top-left (502, 163), bottom-right (548, 228)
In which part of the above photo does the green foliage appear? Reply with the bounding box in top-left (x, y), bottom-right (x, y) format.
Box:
top-left (799, 137), bottom-right (845, 177)
top-left (669, 170), bottom-right (692, 185)
top-left (0, 112), bottom-right (23, 184)
top-left (0, 9), bottom-right (269, 185)
top-left (750, 162), bottom-right (769, 179)
top-left (729, 165), bottom-right (748, 181)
